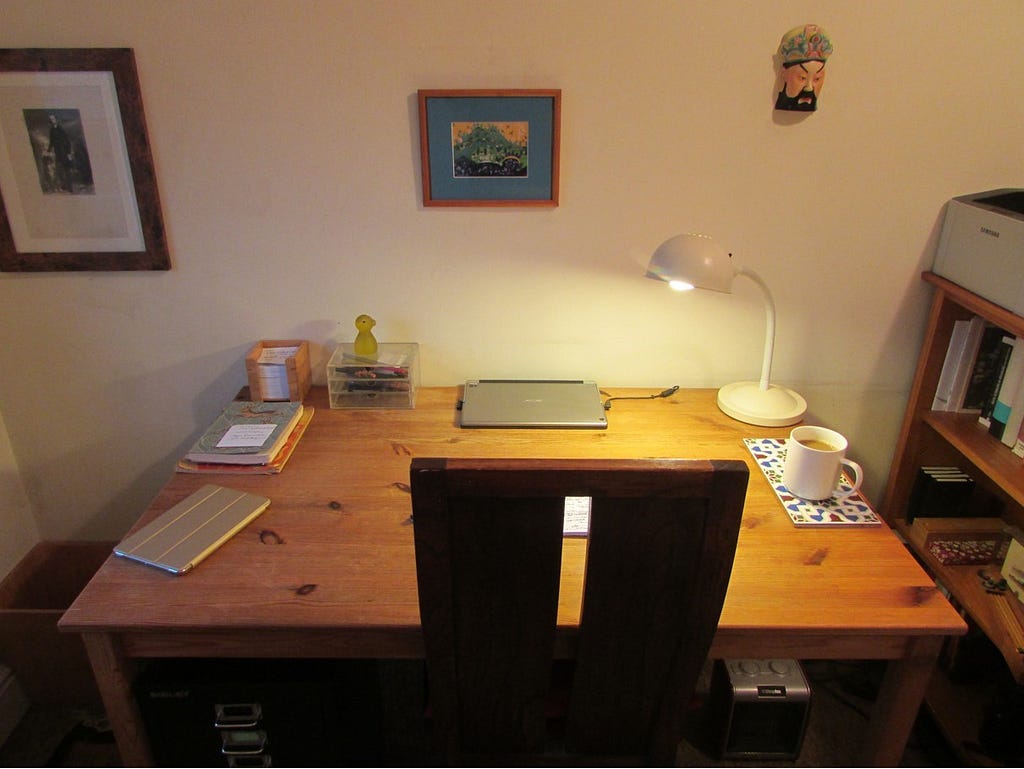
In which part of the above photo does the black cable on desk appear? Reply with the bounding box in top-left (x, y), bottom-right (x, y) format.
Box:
top-left (602, 385), bottom-right (679, 411)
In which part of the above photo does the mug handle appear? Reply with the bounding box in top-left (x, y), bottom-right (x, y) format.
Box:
top-left (833, 458), bottom-right (863, 500)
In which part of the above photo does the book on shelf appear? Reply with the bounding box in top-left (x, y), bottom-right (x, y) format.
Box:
top-left (990, 337), bottom-right (1024, 441)
top-left (1012, 417), bottom-right (1024, 457)
top-left (998, 364), bottom-right (1024, 449)
top-left (1013, 437), bottom-right (1024, 458)
top-left (1008, 411), bottom-right (1024, 458)
top-left (932, 317), bottom-right (986, 411)
top-left (976, 333), bottom-right (1015, 427)
top-left (957, 323), bottom-right (1009, 414)
top-left (905, 466), bottom-right (975, 524)
top-left (183, 400), bottom-right (304, 465)
top-left (177, 407), bottom-right (313, 474)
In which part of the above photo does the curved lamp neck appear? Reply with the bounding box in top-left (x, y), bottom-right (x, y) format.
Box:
top-left (734, 266), bottom-right (775, 392)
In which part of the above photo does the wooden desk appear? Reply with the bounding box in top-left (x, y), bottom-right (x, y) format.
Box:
top-left (60, 387), bottom-right (966, 766)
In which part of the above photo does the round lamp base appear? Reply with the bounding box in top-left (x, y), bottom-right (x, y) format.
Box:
top-left (717, 381), bottom-right (807, 427)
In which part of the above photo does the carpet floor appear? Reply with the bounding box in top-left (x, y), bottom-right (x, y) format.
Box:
top-left (0, 660), bottom-right (966, 767)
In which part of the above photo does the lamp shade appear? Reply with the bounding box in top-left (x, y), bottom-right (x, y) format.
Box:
top-left (645, 233), bottom-right (736, 293)
top-left (646, 232), bottom-right (806, 427)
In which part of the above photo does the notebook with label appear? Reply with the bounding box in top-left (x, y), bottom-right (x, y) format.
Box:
top-left (114, 484), bottom-right (270, 574)
top-left (459, 379), bottom-right (608, 429)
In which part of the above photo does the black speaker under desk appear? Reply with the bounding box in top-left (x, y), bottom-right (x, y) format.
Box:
top-left (709, 658), bottom-right (811, 760)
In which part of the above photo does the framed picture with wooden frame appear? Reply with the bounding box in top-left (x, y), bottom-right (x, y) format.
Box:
top-left (418, 89), bottom-right (560, 208)
top-left (0, 48), bottom-right (169, 271)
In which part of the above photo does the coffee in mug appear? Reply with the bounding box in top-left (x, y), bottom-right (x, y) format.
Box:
top-left (783, 425), bottom-right (863, 501)
top-left (796, 437), bottom-right (839, 452)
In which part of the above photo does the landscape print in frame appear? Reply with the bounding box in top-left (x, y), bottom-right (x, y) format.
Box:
top-left (418, 89), bottom-right (560, 207)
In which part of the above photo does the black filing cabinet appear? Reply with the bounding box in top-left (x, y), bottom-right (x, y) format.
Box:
top-left (134, 659), bottom-right (384, 767)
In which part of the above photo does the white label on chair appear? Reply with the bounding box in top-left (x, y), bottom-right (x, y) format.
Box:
top-left (563, 496), bottom-right (591, 537)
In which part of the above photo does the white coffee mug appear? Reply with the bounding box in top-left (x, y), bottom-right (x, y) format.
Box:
top-left (782, 425), bottom-right (863, 501)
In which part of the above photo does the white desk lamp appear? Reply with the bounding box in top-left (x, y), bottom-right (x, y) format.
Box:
top-left (645, 233), bottom-right (806, 427)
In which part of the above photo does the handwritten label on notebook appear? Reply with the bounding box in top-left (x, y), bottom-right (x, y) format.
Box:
top-left (217, 423), bottom-right (277, 448)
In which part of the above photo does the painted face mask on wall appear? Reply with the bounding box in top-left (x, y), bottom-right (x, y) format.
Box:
top-left (775, 24), bottom-right (833, 112)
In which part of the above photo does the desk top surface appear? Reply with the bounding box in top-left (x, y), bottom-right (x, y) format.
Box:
top-left (61, 386), bottom-right (966, 657)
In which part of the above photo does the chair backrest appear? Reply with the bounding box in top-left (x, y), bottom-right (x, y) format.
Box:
top-left (410, 457), bottom-right (748, 765)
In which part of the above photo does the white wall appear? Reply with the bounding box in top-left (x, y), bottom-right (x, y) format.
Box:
top-left (1, 0), bottom-right (1022, 570)
top-left (0, 412), bottom-right (37, 577)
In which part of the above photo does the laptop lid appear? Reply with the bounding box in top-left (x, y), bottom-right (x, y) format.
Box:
top-left (460, 379), bottom-right (608, 429)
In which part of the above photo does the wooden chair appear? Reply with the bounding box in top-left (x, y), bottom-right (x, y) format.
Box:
top-left (410, 457), bottom-right (749, 765)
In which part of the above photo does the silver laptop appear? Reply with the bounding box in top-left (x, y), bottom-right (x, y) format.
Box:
top-left (459, 380), bottom-right (608, 429)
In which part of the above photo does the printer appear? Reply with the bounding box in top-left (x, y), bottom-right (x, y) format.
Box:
top-left (933, 188), bottom-right (1024, 313)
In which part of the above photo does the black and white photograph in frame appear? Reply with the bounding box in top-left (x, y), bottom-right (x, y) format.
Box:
top-left (0, 48), bottom-right (169, 271)
top-left (24, 108), bottom-right (94, 196)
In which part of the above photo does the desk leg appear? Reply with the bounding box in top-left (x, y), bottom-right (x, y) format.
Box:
top-left (81, 632), bottom-right (153, 767)
top-left (859, 636), bottom-right (942, 767)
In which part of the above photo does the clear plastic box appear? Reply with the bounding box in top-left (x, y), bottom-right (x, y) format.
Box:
top-left (327, 342), bottom-right (419, 409)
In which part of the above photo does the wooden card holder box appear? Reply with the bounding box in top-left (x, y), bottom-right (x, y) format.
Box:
top-left (246, 340), bottom-right (312, 402)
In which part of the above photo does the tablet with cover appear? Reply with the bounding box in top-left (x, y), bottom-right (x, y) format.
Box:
top-left (114, 484), bottom-right (270, 574)
top-left (459, 379), bottom-right (607, 429)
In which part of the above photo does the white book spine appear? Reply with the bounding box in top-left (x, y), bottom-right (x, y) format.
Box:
top-left (932, 320), bottom-right (971, 411)
top-left (948, 316), bottom-right (987, 412)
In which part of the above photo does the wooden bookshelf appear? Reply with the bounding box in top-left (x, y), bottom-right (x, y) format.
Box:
top-left (882, 272), bottom-right (1024, 764)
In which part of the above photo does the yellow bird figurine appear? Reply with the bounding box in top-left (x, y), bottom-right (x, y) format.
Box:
top-left (354, 314), bottom-right (378, 357)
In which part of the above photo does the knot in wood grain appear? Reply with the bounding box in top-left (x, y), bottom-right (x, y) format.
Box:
top-left (259, 530), bottom-right (284, 545)
top-left (907, 585), bottom-right (936, 605)
top-left (804, 547), bottom-right (830, 565)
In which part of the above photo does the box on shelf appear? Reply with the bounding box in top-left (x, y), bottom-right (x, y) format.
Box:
top-left (246, 340), bottom-right (311, 402)
top-left (909, 517), bottom-right (1010, 566)
top-left (327, 343), bottom-right (419, 409)
top-left (1002, 537), bottom-right (1024, 603)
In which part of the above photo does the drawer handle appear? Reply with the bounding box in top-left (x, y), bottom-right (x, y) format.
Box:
top-left (214, 702), bottom-right (262, 729)
top-left (221, 729), bottom-right (268, 756)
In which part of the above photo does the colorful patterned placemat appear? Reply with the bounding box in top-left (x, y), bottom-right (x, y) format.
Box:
top-left (744, 438), bottom-right (881, 527)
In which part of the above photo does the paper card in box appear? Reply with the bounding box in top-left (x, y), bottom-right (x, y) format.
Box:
top-left (245, 340), bottom-right (311, 402)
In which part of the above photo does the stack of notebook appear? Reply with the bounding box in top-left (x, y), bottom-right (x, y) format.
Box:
top-left (176, 400), bottom-right (313, 475)
top-left (905, 466), bottom-right (974, 524)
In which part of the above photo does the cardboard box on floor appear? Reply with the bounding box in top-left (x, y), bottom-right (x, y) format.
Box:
top-left (0, 541), bottom-right (113, 706)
